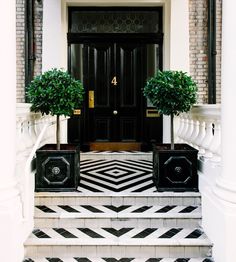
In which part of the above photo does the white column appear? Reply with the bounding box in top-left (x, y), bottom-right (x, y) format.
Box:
top-left (42, 0), bottom-right (62, 71)
top-left (170, 0), bottom-right (190, 72)
top-left (201, 2), bottom-right (236, 261)
top-left (0, 1), bottom-right (24, 261)
top-left (214, 0), bottom-right (236, 203)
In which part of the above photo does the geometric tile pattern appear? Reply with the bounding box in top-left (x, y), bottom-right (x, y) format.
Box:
top-left (23, 257), bottom-right (214, 262)
top-left (79, 159), bottom-right (155, 193)
top-left (30, 227), bottom-right (208, 242)
top-left (35, 205), bottom-right (201, 218)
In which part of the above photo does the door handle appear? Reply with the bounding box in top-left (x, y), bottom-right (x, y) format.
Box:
top-left (113, 110), bottom-right (118, 115)
top-left (89, 90), bottom-right (94, 108)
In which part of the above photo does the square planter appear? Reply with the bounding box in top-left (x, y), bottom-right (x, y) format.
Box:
top-left (35, 144), bottom-right (80, 192)
top-left (153, 144), bottom-right (198, 192)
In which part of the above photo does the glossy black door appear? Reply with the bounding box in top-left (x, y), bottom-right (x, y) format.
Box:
top-left (84, 42), bottom-right (145, 142)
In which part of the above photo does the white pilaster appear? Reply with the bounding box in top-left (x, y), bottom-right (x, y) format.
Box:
top-left (0, 1), bottom-right (24, 261)
top-left (169, 0), bottom-right (190, 72)
top-left (201, 1), bottom-right (236, 261)
top-left (42, 0), bottom-right (63, 71)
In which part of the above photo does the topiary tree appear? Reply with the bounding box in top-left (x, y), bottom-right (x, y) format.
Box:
top-left (143, 70), bottom-right (197, 150)
top-left (27, 68), bottom-right (84, 150)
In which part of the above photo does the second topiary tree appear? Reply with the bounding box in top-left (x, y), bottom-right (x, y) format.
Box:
top-left (143, 70), bottom-right (197, 149)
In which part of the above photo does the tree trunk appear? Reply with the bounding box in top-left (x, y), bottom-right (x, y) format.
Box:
top-left (170, 113), bottom-right (174, 150)
top-left (56, 115), bottom-right (60, 150)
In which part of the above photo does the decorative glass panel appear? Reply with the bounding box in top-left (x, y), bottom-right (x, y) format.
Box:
top-left (70, 10), bottom-right (161, 34)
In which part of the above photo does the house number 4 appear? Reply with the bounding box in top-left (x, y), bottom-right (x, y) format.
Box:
top-left (111, 76), bottom-right (118, 86)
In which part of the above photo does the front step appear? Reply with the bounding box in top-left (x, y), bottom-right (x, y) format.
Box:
top-left (35, 192), bottom-right (201, 206)
top-left (34, 205), bottom-right (201, 228)
top-left (25, 158), bottom-right (213, 261)
top-left (24, 258), bottom-right (214, 261)
top-left (25, 227), bottom-right (211, 258)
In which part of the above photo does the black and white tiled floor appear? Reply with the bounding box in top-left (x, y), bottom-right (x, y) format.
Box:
top-left (78, 159), bottom-right (155, 193)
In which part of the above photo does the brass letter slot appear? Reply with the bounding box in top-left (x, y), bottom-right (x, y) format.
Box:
top-left (73, 109), bottom-right (81, 115)
top-left (89, 90), bottom-right (94, 108)
top-left (146, 109), bottom-right (160, 118)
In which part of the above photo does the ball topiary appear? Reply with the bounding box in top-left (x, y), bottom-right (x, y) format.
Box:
top-left (27, 68), bottom-right (84, 149)
top-left (143, 70), bottom-right (197, 149)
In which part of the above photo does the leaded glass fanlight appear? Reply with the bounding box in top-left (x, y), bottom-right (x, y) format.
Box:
top-left (69, 9), bottom-right (162, 34)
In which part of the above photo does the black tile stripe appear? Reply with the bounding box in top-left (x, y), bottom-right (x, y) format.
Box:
top-left (74, 258), bottom-right (92, 262)
top-left (185, 229), bottom-right (203, 239)
top-left (53, 228), bottom-right (77, 238)
top-left (174, 259), bottom-right (190, 262)
top-left (125, 159), bottom-right (153, 168)
top-left (132, 228), bottom-right (157, 238)
top-left (23, 259), bottom-right (34, 262)
top-left (145, 259), bottom-right (162, 262)
top-left (203, 259), bottom-right (214, 262)
top-left (36, 205), bottom-right (56, 213)
top-left (104, 205), bottom-right (131, 212)
top-left (46, 258), bottom-right (64, 262)
top-left (78, 228), bottom-right (104, 238)
top-left (82, 171), bottom-right (150, 186)
top-left (103, 228), bottom-right (133, 237)
top-left (159, 228), bottom-right (182, 238)
top-left (155, 206), bottom-right (176, 213)
top-left (58, 205), bottom-right (80, 213)
top-left (132, 183), bottom-right (155, 192)
top-left (179, 206), bottom-right (197, 213)
top-left (81, 205), bottom-right (104, 213)
top-left (78, 182), bottom-right (103, 192)
top-left (103, 259), bottom-right (134, 262)
top-left (131, 206), bottom-right (152, 213)
top-left (33, 229), bottom-right (51, 238)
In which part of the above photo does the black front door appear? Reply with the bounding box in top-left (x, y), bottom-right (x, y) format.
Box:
top-left (84, 42), bottom-right (145, 142)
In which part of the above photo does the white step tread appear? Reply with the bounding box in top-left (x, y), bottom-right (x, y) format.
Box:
top-left (25, 227), bottom-right (211, 246)
top-left (23, 257), bottom-right (214, 262)
top-left (35, 205), bottom-right (201, 219)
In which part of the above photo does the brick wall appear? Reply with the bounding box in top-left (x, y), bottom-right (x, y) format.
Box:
top-left (216, 0), bottom-right (222, 104)
top-left (16, 0), bottom-right (25, 102)
top-left (189, 0), bottom-right (222, 104)
top-left (16, 0), bottom-right (43, 103)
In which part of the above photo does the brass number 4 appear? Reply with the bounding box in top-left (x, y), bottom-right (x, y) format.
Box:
top-left (111, 76), bottom-right (118, 86)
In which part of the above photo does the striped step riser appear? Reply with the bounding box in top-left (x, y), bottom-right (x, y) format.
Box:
top-left (35, 218), bottom-right (201, 229)
top-left (25, 245), bottom-right (211, 258)
top-left (35, 197), bottom-right (201, 206)
top-left (24, 258), bottom-right (214, 262)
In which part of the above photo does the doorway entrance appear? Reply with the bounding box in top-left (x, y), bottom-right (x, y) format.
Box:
top-left (67, 7), bottom-right (163, 151)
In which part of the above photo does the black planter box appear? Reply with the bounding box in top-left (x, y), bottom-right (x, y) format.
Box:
top-left (35, 144), bottom-right (80, 192)
top-left (153, 144), bottom-right (198, 192)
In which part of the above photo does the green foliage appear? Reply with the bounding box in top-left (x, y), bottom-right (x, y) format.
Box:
top-left (143, 70), bottom-right (197, 116)
top-left (27, 69), bottom-right (84, 116)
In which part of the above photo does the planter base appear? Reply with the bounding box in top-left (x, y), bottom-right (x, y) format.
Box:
top-left (35, 144), bottom-right (80, 192)
top-left (153, 144), bottom-right (198, 192)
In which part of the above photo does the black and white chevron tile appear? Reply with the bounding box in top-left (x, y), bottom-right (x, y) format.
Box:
top-left (35, 205), bottom-right (201, 218)
top-left (79, 159), bottom-right (155, 193)
top-left (23, 257), bottom-right (214, 262)
top-left (29, 227), bottom-right (209, 243)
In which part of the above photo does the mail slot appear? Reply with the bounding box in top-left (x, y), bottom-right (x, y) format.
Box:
top-left (146, 109), bottom-right (160, 118)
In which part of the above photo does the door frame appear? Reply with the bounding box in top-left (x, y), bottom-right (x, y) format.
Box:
top-left (67, 7), bottom-right (164, 150)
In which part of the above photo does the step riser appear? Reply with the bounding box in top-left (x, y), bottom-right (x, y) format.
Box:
top-left (81, 154), bottom-right (152, 161)
top-left (35, 197), bottom-right (201, 206)
top-left (34, 218), bottom-right (201, 228)
top-left (25, 245), bottom-right (211, 258)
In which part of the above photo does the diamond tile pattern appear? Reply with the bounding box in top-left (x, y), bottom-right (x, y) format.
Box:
top-left (78, 159), bottom-right (155, 193)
